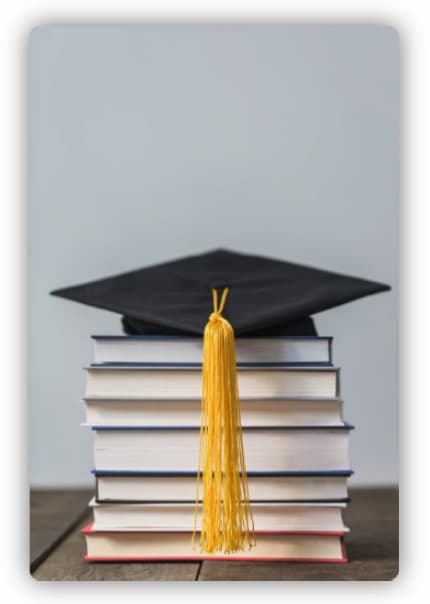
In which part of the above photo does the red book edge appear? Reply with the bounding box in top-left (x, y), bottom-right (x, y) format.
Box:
top-left (84, 555), bottom-right (348, 563)
top-left (80, 523), bottom-right (348, 563)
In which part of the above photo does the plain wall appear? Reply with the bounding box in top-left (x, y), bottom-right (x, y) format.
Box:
top-left (28, 25), bottom-right (399, 487)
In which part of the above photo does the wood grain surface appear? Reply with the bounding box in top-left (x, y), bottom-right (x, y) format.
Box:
top-left (30, 489), bottom-right (93, 573)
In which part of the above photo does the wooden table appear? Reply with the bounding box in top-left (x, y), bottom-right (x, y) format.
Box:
top-left (30, 487), bottom-right (398, 581)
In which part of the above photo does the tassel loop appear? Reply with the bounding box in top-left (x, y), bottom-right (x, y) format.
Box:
top-left (192, 287), bottom-right (255, 554)
top-left (208, 287), bottom-right (229, 322)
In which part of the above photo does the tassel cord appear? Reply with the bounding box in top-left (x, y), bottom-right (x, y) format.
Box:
top-left (192, 287), bottom-right (255, 554)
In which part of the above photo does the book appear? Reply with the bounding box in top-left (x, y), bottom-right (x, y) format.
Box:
top-left (82, 524), bottom-right (348, 562)
top-left (84, 397), bottom-right (343, 427)
top-left (93, 425), bottom-right (353, 472)
top-left (85, 366), bottom-right (339, 399)
top-left (79, 329), bottom-right (353, 565)
top-left (94, 471), bottom-right (352, 503)
top-left (92, 335), bottom-right (333, 366)
top-left (89, 499), bottom-right (349, 533)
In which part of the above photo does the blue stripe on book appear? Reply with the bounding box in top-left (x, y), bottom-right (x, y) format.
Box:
top-left (91, 335), bottom-right (333, 341)
top-left (90, 424), bottom-right (354, 431)
top-left (91, 469), bottom-right (354, 477)
top-left (84, 363), bottom-right (340, 373)
top-left (90, 362), bottom-right (333, 368)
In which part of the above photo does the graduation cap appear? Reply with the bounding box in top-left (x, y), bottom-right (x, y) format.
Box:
top-left (51, 248), bottom-right (390, 554)
top-left (51, 248), bottom-right (390, 338)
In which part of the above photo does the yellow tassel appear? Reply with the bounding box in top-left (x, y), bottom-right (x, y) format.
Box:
top-left (192, 287), bottom-right (255, 554)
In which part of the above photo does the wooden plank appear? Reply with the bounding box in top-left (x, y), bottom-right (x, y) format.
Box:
top-left (33, 511), bottom-right (200, 581)
top-left (30, 489), bottom-right (93, 572)
top-left (196, 558), bottom-right (398, 581)
top-left (198, 487), bottom-right (398, 581)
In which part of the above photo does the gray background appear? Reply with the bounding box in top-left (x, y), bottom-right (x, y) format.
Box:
top-left (29, 25), bottom-right (399, 487)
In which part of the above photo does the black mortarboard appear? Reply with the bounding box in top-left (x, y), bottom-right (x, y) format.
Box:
top-left (51, 248), bottom-right (390, 336)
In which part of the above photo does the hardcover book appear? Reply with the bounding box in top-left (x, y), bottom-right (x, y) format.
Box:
top-left (94, 470), bottom-right (352, 503)
top-left (84, 397), bottom-right (344, 427)
top-left (82, 524), bottom-right (348, 563)
top-left (93, 425), bottom-right (353, 473)
top-left (92, 335), bottom-right (333, 366)
top-left (85, 366), bottom-right (340, 399)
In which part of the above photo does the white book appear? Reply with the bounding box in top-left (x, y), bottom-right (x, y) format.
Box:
top-left (82, 528), bottom-right (347, 562)
top-left (93, 426), bottom-right (352, 472)
top-left (84, 397), bottom-right (343, 427)
top-left (92, 335), bottom-right (333, 366)
top-left (85, 366), bottom-right (339, 399)
top-left (95, 472), bottom-right (351, 503)
top-left (89, 499), bottom-right (349, 533)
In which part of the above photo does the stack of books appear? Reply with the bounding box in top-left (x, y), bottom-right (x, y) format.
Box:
top-left (81, 335), bottom-right (352, 562)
